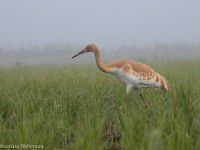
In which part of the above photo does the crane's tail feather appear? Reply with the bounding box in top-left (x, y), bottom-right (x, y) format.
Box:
top-left (156, 73), bottom-right (170, 92)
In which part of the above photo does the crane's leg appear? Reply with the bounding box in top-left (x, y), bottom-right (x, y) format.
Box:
top-left (138, 92), bottom-right (149, 109)
top-left (120, 94), bottom-right (129, 110)
top-left (120, 86), bottom-right (132, 110)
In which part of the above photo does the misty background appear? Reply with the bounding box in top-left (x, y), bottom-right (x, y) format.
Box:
top-left (0, 0), bottom-right (200, 66)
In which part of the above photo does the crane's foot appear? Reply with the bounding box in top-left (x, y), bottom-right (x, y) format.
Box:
top-left (120, 102), bottom-right (126, 110)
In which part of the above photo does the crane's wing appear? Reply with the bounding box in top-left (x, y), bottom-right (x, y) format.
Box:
top-left (107, 60), bottom-right (156, 80)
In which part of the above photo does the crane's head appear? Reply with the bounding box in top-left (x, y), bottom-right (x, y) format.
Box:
top-left (72, 44), bottom-right (98, 58)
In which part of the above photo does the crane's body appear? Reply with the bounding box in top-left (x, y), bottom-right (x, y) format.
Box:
top-left (106, 60), bottom-right (169, 91)
top-left (72, 44), bottom-right (169, 109)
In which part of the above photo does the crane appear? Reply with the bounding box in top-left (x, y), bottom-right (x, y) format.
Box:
top-left (72, 44), bottom-right (169, 109)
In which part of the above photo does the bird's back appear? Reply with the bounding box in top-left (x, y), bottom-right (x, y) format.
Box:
top-left (107, 60), bottom-right (169, 91)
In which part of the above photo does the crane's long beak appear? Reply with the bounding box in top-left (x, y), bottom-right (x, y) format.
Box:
top-left (72, 49), bottom-right (86, 58)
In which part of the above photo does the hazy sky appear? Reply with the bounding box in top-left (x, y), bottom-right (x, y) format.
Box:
top-left (0, 0), bottom-right (200, 47)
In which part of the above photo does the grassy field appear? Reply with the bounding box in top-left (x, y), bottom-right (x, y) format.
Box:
top-left (0, 61), bottom-right (200, 150)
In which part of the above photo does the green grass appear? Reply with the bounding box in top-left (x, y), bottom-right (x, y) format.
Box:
top-left (0, 61), bottom-right (200, 150)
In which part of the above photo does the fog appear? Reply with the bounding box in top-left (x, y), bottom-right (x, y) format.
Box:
top-left (0, 0), bottom-right (200, 66)
top-left (1, 43), bottom-right (200, 66)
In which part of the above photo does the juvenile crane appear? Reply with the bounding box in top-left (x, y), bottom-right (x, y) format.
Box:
top-left (72, 44), bottom-right (169, 109)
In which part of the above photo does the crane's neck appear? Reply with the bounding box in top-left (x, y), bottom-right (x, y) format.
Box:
top-left (93, 49), bottom-right (111, 73)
